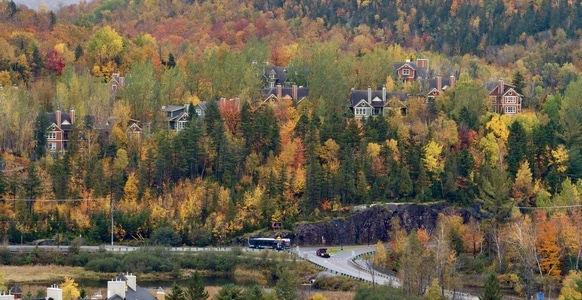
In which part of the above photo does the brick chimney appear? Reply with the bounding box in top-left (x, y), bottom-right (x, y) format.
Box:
top-left (276, 84), bottom-right (282, 99)
top-left (437, 75), bottom-right (442, 91)
top-left (292, 84), bottom-right (298, 100)
top-left (416, 58), bottom-right (429, 69)
top-left (450, 75), bottom-right (455, 88)
top-left (69, 109), bottom-right (75, 125)
top-left (56, 109), bottom-right (62, 127)
top-left (498, 79), bottom-right (504, 96)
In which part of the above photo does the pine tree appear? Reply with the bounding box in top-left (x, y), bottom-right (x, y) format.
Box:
top-left (479, 274), bottom-right (502, 300)
top-left (185, 272), bottom-right (209, 300)
top-left (166, 283), bottom-right (186, 300)
top-left (34, 110), bottom-right (51, 160)
top-left (512, 71), bottom-right (525, 95)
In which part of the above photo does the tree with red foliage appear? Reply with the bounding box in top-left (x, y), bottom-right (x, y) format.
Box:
top-left (45, 49), bottom-right (65, 76)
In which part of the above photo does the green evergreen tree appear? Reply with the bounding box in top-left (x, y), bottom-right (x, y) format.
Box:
top-left (479, 274), bottom-right (502, 300)
top-left (214, 284), bottom-right (243, 300)
top-left (185, 272), bottom-right (209, 300)
top-left (165, 283), bottom-right (186, 300)
top-left (506, 121), bottom-right (528, 177)
top-left (398, 165), bottom-right (413, 198)
top-left (479, 165), bottom-right (512, 224)
top-left (512, 71), bottom-right (526, 95)
top-left (23, 163), bottom-right (42, 216)
top-left (240, 285), bottom-right (263, 300)
top-left (34, 110), bottom-right (51, 160)
top-left (274, 269), bottom-right (298, 300)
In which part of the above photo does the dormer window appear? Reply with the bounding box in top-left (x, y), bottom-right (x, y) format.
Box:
top-left (402, 69), bottom-right (410, 76)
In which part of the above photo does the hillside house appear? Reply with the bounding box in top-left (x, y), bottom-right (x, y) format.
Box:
top-left (108, 73), bottom-right (125, 95)
top-left (94, 116), bottom-right (143, 142)
top-left (349, 87), bottom-right (408, 119)
top-left (394, 58), bottom-right (430, 85)
top-left (46, 109), bottom-right (75, 153)
top-left (260, 84), bottom-right (309, 104)
top-left (425, 75), bottom-right (456, 102)
top-left (487, 79), bottom-right (522, 115)
top-left (162, 104), bottom-right (190, 132)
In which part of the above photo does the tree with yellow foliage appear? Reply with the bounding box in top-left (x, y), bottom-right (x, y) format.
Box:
top-left (423, 140), bottom-right (443, 176)
top-left (559, 271), bottom-right (582, 300)
top-left (61, 276), bottom-right (80, 300)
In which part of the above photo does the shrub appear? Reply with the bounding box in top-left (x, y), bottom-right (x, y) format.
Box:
top-left (86, 257), bottom-right (120, 272)
top-left (150, 226), bottom-right (181, 247)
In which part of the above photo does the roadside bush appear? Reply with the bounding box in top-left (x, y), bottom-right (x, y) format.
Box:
top-left (121, 248), bottom-right (174, 273)
top-left (353, 285), bottom-right (424, 300)
top-left (86, 257), bottom-right (121, 272)
top-left (312, 276), bottom-right (362, 291)
top-left (150, 226), bottom-right (181, 247)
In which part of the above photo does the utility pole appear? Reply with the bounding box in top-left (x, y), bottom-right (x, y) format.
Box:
top-left (110, 170), bottom-right (114, 246)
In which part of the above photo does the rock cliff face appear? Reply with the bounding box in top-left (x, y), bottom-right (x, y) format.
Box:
top-left (292, 202), bottom-right (473, 246)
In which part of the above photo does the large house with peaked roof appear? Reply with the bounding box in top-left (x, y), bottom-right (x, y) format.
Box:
top-left (425, 75), bottom-right (456, 102)
top-left (349, 87), bottom-right (408, 119)
top-left (162, 104), bottom-right (191, 132)
top-left (259, 64), bottom-right (288, 88)
top-left (394, 58), bottom-right (431, 85)
top-left (487, 79), bottom-right (522, 115)
top-left (46, 109), bottom-right (75, 153)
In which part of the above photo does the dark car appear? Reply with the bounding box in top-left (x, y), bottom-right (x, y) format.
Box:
top-left (316, 248), bottom-right (330, 258)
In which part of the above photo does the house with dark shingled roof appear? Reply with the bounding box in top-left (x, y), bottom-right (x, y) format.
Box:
top-left (486, 79), bottom-right (523, 115)
top-left (104, 273), bottom-right (160, 300)
top-left (349, 87), bottom-right (408, 119)
top-left (46, 109), bottom-right (75, 153)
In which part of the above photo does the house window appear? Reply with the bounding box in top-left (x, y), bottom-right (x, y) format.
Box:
top-left (196, 108), bottom-right (202, 116)
top-left (504, 106), bottom-right (516, 114)
top-left (46, 132), bottom-right (56, 139)
top-left (505, 96), bottom-right (517, 104)
top-left (112, 84), bottom-right (117, 92)
top-left (355, 107), bottom-right (368, 116)
top-left (48, 142), bottom-right (56, 151)
top-left (177, 120), bottom-right (187, 130)
top-left (402, 69), bottom-right (410, 76)
top-left (491, 96), bottom-right (497, 105)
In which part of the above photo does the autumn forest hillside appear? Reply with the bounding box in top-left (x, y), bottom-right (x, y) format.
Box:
top-left (1, 0), bottom-right (582, 297)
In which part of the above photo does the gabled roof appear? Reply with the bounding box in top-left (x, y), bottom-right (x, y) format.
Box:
top-left (259, 86), bottom-right (310, 102)
top-left (10, 284), bottom-right (23, 294)
top-left (349, 89), bottom-right (408, 108)
top-left (47, 111), bottom-right (74, 131)
top-left (486, 81), bottom-right (521, 96)
top-left (161, 105), bottom-right (186, 112)
top-left (394, 61), bottom-right (430, 79)
top-left (264, 66), bottom-right (288, 85)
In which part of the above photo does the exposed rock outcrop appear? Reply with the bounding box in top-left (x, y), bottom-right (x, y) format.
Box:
top-left (293, 202), bottom-right (474, 246)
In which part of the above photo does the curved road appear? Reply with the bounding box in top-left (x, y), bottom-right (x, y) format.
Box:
top-left (295, 246), bottom-right (478, 300)
top-left (6, 244), bottom-right (477, 299)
